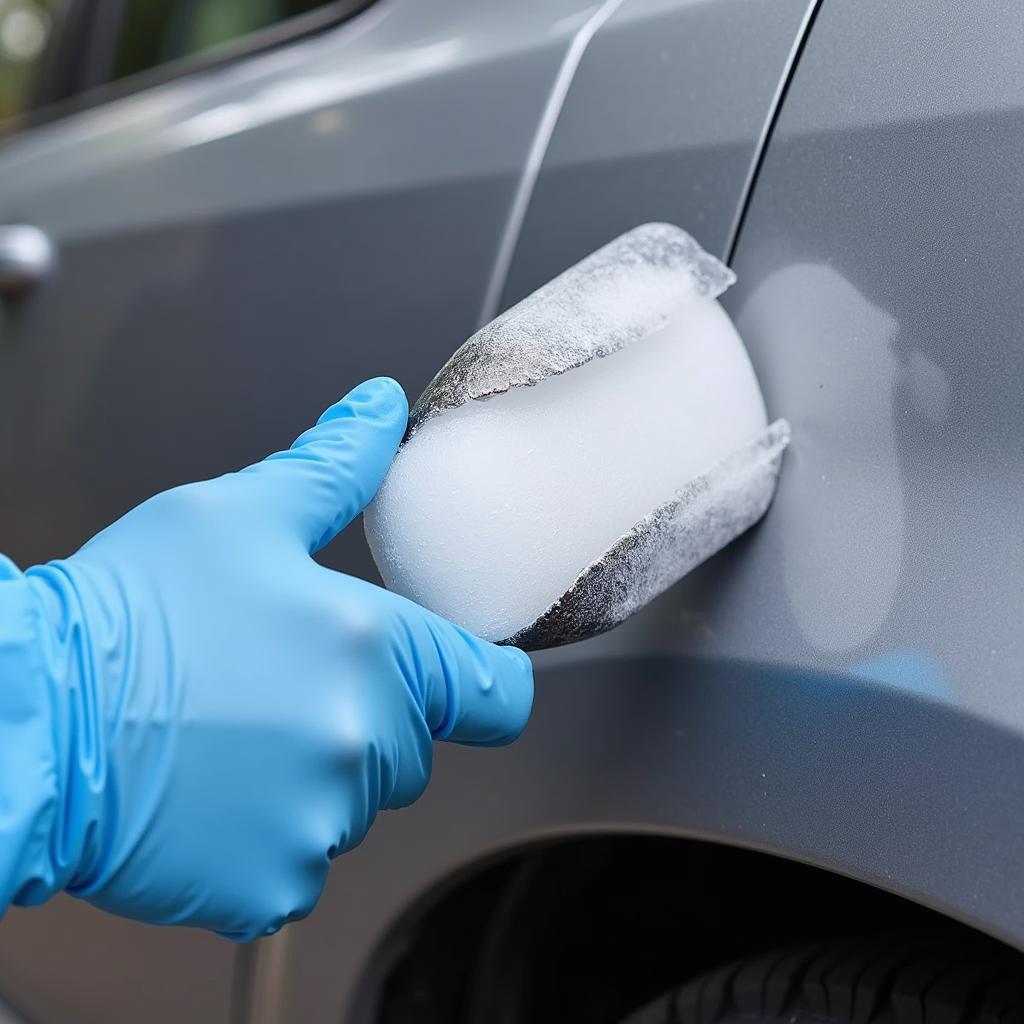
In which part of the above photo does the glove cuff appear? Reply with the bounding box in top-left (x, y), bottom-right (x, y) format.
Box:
top-left (19, 560), bottom-right (113, 900)
top-left (0, 555), bottom-right (64, 907)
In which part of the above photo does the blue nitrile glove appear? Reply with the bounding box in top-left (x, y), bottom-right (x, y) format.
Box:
top-left (0, 377), bottom-right (533, 940)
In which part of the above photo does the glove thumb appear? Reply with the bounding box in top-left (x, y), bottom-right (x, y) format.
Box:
top-left (249, 377), bottom-right (408, 552)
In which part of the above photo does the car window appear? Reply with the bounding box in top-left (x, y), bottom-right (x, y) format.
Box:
top-left (113, 0), bottom-right (340, 82)
top-left (0, 0), bottom-right (53, 122)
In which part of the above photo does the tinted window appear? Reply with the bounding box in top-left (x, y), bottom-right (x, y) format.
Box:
top-left (0, 0), bottom-right (53, 121)
top-left (114, 0), bottom-right (338, 82)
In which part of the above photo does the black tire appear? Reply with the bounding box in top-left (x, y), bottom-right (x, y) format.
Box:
top-left (620, 934), bottom-right (1024, 1024)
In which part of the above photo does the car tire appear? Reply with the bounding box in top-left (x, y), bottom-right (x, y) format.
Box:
top-left (619, 935), bottom-right (1024, 1024)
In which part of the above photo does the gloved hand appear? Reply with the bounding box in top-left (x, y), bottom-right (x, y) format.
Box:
top-left (0, 377), bottom-right (533, 940)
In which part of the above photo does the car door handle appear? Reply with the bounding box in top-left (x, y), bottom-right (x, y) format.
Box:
top-left (0, 224), bottom-right (55, 294)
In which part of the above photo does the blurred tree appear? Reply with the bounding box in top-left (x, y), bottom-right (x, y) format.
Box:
top-left (115, 0), bottom-right (335, 81)
top-left (0, 0), bottom-right (52, 122)
top-left (0, 0), bottom-right (340, 129)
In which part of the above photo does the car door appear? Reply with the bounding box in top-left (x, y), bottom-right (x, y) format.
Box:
top-left (0, 0), bottom-right (611, 1020)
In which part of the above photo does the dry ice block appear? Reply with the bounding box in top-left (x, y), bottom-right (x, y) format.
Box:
top-left (364, 223), bottom-right (789, 650)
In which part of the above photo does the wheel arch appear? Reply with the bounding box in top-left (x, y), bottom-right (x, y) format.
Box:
top-left (275, 654), bottom-right (1024, 1022)
top-left (357, 827), bottom-right (1018, 1023)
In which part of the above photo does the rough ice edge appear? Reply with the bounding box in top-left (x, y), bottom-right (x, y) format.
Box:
top-left (407, 223), bottom-right (736, 436)
top-left (504, 419), bottom-right (791, 650)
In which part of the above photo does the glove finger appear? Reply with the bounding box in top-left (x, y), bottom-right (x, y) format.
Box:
top-left (397, 604), bottom-right (534, 747)
top-left (247, 377), bottom-right (408, 552)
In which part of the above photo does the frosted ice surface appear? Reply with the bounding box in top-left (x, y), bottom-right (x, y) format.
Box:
top-left (365, 224), bottom-right (788, 646)
top-left (509, 420), bottom-right (789, 649)
top-left (408, 221), bottom-right (736, 433)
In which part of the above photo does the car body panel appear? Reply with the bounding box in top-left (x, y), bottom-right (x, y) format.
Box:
top-left (269, 0), bottom-right (833, 1019)
top-left (500, 0), bottom-right (813, 306)
top-left (719, 0), bottom-right (1024, 730)
top-left (2, 0), bottom-right (1023, 1021)
top-left (0, 0), bottom-right (613, 1020)
top-left (277, 0), bottom-right (1024, 1018)
top-left (0, 0), bottom-right (606, 572)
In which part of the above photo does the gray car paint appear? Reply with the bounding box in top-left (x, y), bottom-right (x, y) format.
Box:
top-left (276, 0), bottom-right (1024, 1019)
top-left (0, 0), bottom-right (616, 1020)
top-left (261, 0), bottom-right (823, 1020)
top-left (3, 0), bottom-right (1022, 1021)
top-left (501, 0), bottom-right (815, 305)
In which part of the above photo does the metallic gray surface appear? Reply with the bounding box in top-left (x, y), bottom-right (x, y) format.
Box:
top-left (0, 225), bottom-right (55, 294)
top-left (4, 0), bottom-right (1022, 1021)
top-left (274, 1), bottom-right (820, 1021)
top-left (501, 0), bottom-right (813, 307)
top-left (0, 898), bottom-right (232, 1023)
top-left (321, 657), bottom-right (1024, 1019)
top-left (0, 992), bottom-right (26, 1024)
top-left (0, 1), bottom-right (601, 241)
top-left (282, 0), bottom-right (1024, 1019)
top-left (706, 0), bottom-right (1024, 727)
top-left (0, 0), bottom-right (607, 1020)
top-left (0, 0), bottom-right (606, 567)
top-left (477, 0), bottom-right (627, 326)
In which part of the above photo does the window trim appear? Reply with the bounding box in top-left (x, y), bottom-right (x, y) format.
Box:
top-left (4, 0), bottom-right (379, 139)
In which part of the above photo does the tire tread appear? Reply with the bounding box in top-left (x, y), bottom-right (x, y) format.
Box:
top-left (621, 935), bottom-right (1024, 1024)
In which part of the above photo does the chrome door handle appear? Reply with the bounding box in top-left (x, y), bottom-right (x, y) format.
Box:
top-left (0, 225), bottom-right (54, 293)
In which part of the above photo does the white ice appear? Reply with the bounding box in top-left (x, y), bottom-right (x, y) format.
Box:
top-left (364, 291), bottom-right (769, 642)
